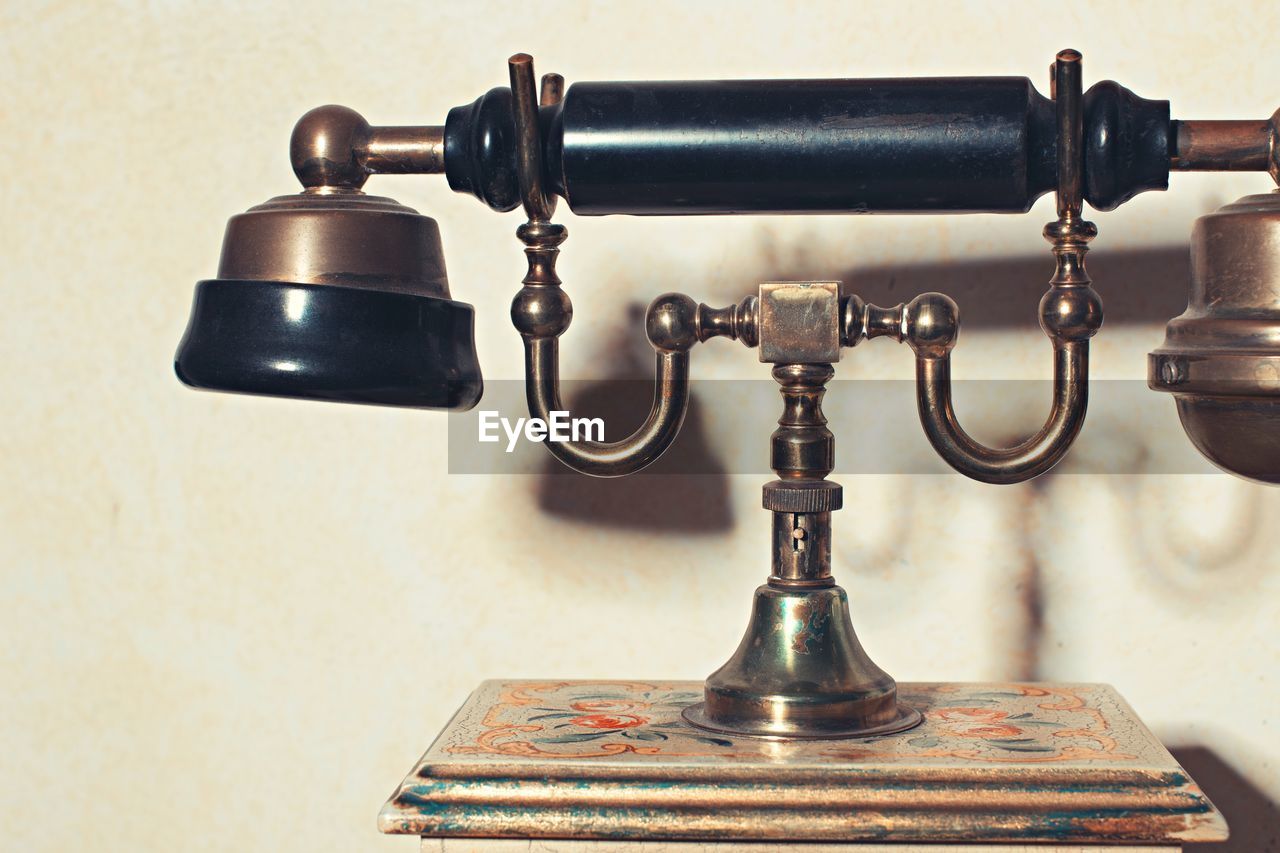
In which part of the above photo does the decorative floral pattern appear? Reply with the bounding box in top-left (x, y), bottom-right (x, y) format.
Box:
top-left (822, 685), bottom-right (1135, 763)
top-left (438, 681), bottom-right (1146, 763)
top-left (934, 707), bottom-right (1028, 738)
top-left (446, 682), bottom-right (736, 758)
top-left (385, 681), bottom-right (1222, 844)
top-left (570, 713), bottom-right (647, 729)
top-left (551, 698), bottom-right (652, 730)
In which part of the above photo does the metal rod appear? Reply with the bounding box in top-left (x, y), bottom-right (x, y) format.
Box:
top-left (540, 73), bottom-right (565, 107)
top-left (1054, 49), bottom-right (1083, 219)
top-left (361, 126), bottom-right (445, 174)
top-left (508, 53), bottom-right (554, 222)
top-left (1171, 119), bottom-right (1271, 171)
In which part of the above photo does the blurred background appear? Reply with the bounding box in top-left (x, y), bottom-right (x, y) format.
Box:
top-left (2, 1), bottom-right (1277, 850)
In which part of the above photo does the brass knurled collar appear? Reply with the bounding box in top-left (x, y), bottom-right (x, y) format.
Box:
top-left (762, 480), bottom-right (843, 513)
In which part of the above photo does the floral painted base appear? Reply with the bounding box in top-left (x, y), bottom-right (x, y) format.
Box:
top-left (379, 681), bottom-right (1225, 846)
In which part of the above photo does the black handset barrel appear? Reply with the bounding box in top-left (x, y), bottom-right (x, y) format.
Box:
top-left (444, 77), bottom-right (1169, 215)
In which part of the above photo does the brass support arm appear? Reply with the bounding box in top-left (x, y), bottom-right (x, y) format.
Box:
top-left (512, 220), bottom-right (751, 477)
top-left (523, 338), bottom-right (690, 477)
top-left (846, 287), bottom-right (1095, 484)
top-left (508, 55), bottom-right (698, 477)
top-left (919, 50), bottom-right (1098, 484)
top-left (507, 47), bottom-right (696, 475)
top-left (507, 53), bottom-right (760, 477)
top-left (512, 217), bottom-right (755, 477)
top-left (513, 223), bottom-right (697, 477)
top-left (844, 50), bottom-right (1102, 484)
top-left (913, 330), bottom-right (1092, 484)
top-left (908, 195), bottom-right (1100, 484)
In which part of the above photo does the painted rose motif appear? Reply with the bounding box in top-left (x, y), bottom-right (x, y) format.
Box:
top-left (570, 700), bottom-right (648, 714)
top-left (935, 707), bottom-right (1025, 739)
top-left (519, 688), bottom-right (735, 749)
top-left (896, 693), bottom-right (1074, 755)
top-left (570, 713), bottom-right (647, 729)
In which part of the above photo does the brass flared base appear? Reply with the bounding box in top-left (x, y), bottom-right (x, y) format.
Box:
top-left (681, 701), bottom-right (921, 740)
top-left (682, 582), bottom-right (921, 740)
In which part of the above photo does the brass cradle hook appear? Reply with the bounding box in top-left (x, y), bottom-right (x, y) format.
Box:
top-left (508, 53), bottom-right (701, 477)
top-left (898, 49), bottom-right (1102, 484)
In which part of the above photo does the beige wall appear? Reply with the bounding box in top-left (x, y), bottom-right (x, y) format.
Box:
top-left (3, 1), bottom-right (1278, 850)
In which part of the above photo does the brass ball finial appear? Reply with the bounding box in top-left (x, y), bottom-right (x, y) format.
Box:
top-left (1040, 285), bottom-right (1103, 342)
top-left (646, 293), bottom-right (700, 353)
top-left (511, 286), bottom-right (573, 338)
top-left (290, 105), bottom-right (371, 191)
top-left (903, 292), bottom-right (960, 358)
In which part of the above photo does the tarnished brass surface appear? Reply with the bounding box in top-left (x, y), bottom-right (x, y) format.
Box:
top-left (509, 54), bottom-right (557, 224)
top-left (1171, 108), bottom-right (1280, 182)
top-left (1149, 189), bottom-right (1280, 484)
top-left (540, 72), bottom-right (565, 107)
top-left (757, 283), bottom-right (842, 364)
top-left (362, 126), bottom-right (446, 176)
top-left (830, 53), bottom-right (1101, 485)
top-left (905, 51), bottom-right (1099, 483)
top-left (1172, 118), bottom-right (1272, 171)
top-left (683, 584), bottom-right (919, 739)
top-left (380, 680), bottom-right (1226, 845)
top-left (696, 295), bottom-right (758, 346)
top-left (289, 104), bottom-right (445, 191)
top-left (505, 55), bottom-right (700, 477)
top-left (685, 357), bottom-right (920, 739)
top-left (217, 191), bottom-right (451, 298)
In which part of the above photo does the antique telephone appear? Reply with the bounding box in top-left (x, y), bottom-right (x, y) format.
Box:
top-left (175, 51), bottom-right (1280, 740)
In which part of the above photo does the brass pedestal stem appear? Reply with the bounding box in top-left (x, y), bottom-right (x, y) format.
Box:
top-left (683, 364), bottom-right (922, 739)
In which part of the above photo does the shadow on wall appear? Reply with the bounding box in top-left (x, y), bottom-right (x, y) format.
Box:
top-left (533, 245), bottom-right (1192, 533)
top-left (834, 244), bottom-right (1189, 332)
top-left (1175, 747), bottom-right (1280, 852)
top-left (535, 304), bottom-right (733, 533)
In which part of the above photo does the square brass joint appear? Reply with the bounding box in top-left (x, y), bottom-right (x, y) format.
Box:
top-left (757, 282), bottom-right (842, 364)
